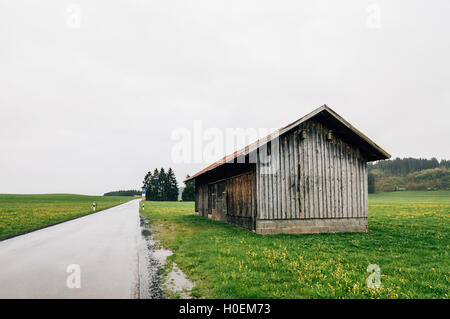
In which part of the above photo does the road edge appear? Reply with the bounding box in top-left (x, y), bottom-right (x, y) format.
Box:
top-left (0, 199), bottom-right (137, 243)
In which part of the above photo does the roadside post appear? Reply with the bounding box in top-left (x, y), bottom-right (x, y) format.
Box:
top-left (92, 202), bottom-right (96, 212)
top-left (142, 203), bottom-right (145, 211)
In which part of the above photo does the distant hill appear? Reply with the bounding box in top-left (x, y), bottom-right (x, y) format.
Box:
top-left (368, 158), bottom-right (450, 192)
top-left (104, 190), bottom-right (140, 196)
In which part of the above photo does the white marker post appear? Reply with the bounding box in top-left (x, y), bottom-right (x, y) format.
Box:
top-left (142, 203), bottom-right (145, 211)
top-left (92, 202), bottom-right (96, 212)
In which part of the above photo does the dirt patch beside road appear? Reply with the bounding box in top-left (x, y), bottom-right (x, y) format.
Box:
top-left (138, 214), bottom-right (193, 299)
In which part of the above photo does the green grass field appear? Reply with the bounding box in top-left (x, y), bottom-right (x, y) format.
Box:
top-left (0, 194), bottom-right (134, 240)
top-left (141, 191), bottom-right (449, 299)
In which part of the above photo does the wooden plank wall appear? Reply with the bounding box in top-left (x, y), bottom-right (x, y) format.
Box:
top-left (257, 119), bottom-right (368, 220)
top-left (208, 181), bottom-right (227, 220)
top-left (226, 172), bottom-right (254, 219)
top-left (195, 183), bottom-right (209, 217)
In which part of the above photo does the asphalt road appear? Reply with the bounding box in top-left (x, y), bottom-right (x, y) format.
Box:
top-left (0, 199), bottom-right (141, 299)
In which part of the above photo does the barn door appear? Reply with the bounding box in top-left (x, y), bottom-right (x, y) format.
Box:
top-left (208, 181), bottom-right (227, 221)
top-left (207, 184), bottom-right (214, 217)
top-left (196, 184), bottom-right (209, 217)
top-left (226, 171), bottom-right (255, 229)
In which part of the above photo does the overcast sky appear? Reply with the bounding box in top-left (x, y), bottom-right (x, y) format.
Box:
top-left (1, 0), bottom-right (449, 195)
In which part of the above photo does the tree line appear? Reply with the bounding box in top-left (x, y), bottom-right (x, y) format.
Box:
top-left (104, 190), bottom-right (140, 196)
top-left (182, 175), bottom-right (195, 201)
top-left (143, 168), bottom-right (179, 201)
top-left (368, 157), bottom-right (449, 176)
top-left (368, 157), bottom-right (449, 193)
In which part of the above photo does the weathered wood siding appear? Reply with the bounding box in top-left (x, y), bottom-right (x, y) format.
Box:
top-left (195, 183), bottom-right (209, 217)
top-left (208, 181), bottom-right (227, 221)
top-left (256, 119), bottom-right (368, 220)
top-left (226, 171), bottom-right (256, 229)
top-left (226, 172), bottom-right (254, 219)
top-left (195, 171), bottom-right (256, 229)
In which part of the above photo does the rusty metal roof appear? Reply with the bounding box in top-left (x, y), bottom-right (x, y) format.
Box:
top-left (185, 105), bottom-right (391, 182)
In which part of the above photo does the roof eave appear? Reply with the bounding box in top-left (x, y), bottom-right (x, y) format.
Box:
top-left (184, 104), bottom-right (391, 182)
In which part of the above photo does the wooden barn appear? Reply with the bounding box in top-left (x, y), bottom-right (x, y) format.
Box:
top-left (184, 105), bottom-right (390, 234)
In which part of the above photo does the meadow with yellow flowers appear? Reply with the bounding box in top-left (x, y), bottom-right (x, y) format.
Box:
top-left (141, 191), bottom-right (449, 299)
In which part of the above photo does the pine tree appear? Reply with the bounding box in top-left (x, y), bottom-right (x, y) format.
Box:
top-left (143, 171), bottom-right (152, 191)
top-left (144, 168), bottom-right (180, 201)
top-left (147, 168), bottom-right (159, 201)
top-left (182, 175), bottom-right (195, 201)
top-left (167, 168), bottom-right (179, 201)
top-left (158, 168), bottom-right (167, 201)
